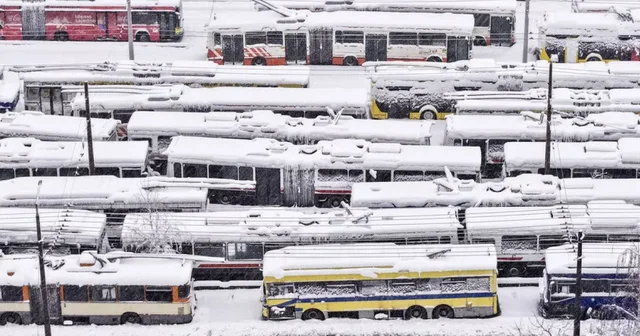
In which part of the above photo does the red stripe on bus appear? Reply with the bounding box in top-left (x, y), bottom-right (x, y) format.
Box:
top-left (498, 257), bottom-right (524, 261)
top-left (314, 190), bottom-right (352, 195)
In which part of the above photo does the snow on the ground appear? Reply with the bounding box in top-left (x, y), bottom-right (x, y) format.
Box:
top-left (0, 287), bottom-right (602, 336)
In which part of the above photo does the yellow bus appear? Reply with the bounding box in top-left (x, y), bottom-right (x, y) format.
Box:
top-left (261, 243), bottom-right (499, 320)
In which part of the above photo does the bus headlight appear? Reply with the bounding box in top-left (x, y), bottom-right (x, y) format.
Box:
top-left (175, 27), bottom-right (183, 35)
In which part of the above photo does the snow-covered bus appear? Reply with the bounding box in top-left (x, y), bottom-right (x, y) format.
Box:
top-left (0, 0), bottom-right (184, 42)
top-left (367, 60), bottom-right (640, 120)
top-left (0, 208), bottom-right (108, 255)
top-left (163, 136), bottom-right (481, 207)
top-left (0, 69), bottom-right (20, 113)
top-left (0, 252), bottom-right (195, 325)
top-left (443, 112), bottom-right (640, 178)
top-left (503, 138), bottom-right (640, 179)
top-left (0, 111), bottom-right (119, 141)
top-left (127, 110), bottom-right (433, 158)
top-left (261, 243), bottom-right (499, 320)
top-left (67, 84), bottom-right (371, 122)
top-left (537, 12), bottom-right (640, 63)
top-left (13, 61), bottom-right (310, 115)
top-left (260, 0), bottom-right (517, 46)
top-left (540, 243), bottom-right (639, 319)
top-left (121, 207), bottom-right (462, 285)
top-left (206, 10), bottom-right (474, 66)
top-left (0, 138), bottom-right (149, 181)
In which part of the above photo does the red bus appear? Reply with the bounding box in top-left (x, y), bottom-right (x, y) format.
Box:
top-left (0, 0), bottom-right (183, 42)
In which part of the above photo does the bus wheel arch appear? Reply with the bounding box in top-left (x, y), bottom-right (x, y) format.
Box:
top-left (432, 305), bottom-right (454, 319)
top-left (504, 263), bottom-right (526, 277)
top-left (342, 56), bottom-right (359, 66)
top-left (405, 305), bottom-right (428, 319)
top-left (301, 309), bottom-right (325, 321)
top-left (419, 105), bottom-right (438, 120)
top-left (121, 312), bottom-right (142, 324)
top-left (426, 56), bottom-right (443, 62)
top-left (473, 36), bottom-right (487, 46)
top-left (251, 57), bottom-right (267, 66)
top-left (0, 312), bottom-right (22, 325)
top-left (54, 31), bottom-right (69, 41)
top-left (585, 53), bottom-right (603, 62)
top-left (218, 194), bottom-right (235, 205)
top-left (136, 31), bottom-right (151, 42)
top-left (325, 196), bottom-right (345, 208)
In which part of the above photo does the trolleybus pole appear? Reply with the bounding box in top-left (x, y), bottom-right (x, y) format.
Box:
top-left (35, 180), bottom-right (52, 336)
top-left (544, 61), bottom-right (553, 175)
top-left (522, 0), bottom-right (531, 62)
top-left (84, 82), bottom-right (96, 175)
top-left (573, 231), bottom-right (584, 336)
top-left (127, 0), bottom-right (135, 60)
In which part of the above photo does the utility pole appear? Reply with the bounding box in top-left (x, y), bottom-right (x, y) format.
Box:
top-left (127, 0), bottom-right (134, 60)
top-left (544, 61), bottom-right (553, 175)
top-left (83, 82), bottom-right (96, 175)
top-left (522, 0), bottom-right (531, 62)
top-left (35, 180), bottom-right (52, 336)
top-left (573, 231), bottom-right (584, 336)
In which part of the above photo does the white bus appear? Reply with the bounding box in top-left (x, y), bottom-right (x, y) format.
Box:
top-left (0, 69), bottom-right (20, 113)
top-left (0, 252), bottom-right (195, 325)
top-left (260, 0), bottom-right (516, 46)
top-left (443, 112), bottom-right (640, 178)
top-left (67, 84), bottom-right (371, 122)
top-left (503, 138), bottom-right (640, 179)
top-left (0, 208), bottom-right (108, 255)
top-left (0, 111), bottom-right (119, 141)
top-left (127, 110), bottom-right (433, 158)
top-left (0, 138), bottom-right (150, 181)
top-left (206, 10), bottom-right (474, 66)
top-left (12, 61), bottom-right (310, 115)
top-left (121, 207), bottom-right (462, 286)
top-left (163, 136), bottom-right (481, 207)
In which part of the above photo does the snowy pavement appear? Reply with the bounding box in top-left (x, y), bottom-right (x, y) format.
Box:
top-left (0, 287), bottom-right (602, 336)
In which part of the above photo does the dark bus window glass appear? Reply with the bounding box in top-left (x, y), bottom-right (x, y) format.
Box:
top-left (132, 12), bottom-right (159, 25)
top-left (119, 285), bottom-right (145, 301)
top-left (146, 286), bottom-right (173, 302)
top-left (95, 166), bottom-right (121, 177)
top-left (90, 286), bottom-right (117, 302)
top-left (209, 165), bottom-right (239, 179)
top-left (239, 166), bottom-right (254, 181)
top-left (335, 30), bottom-right (364, 44)
top-left (418, 33), bottom-right (446, 46)
top-left (59, 167), bottom-right (89, 177)
top-left (389, 32), bottom-right (417, 46)
top-left (15, 168), bottom-right (30, 177)
top-left (266, 31), bottom-right (283, 45)
top-left (182, 164), bottom-right (207, 178)
top-left (245, 32), bottom-right (267, 45)
top-left (172, 163), bottom-right (183, 178)
top-left (193, 243), bottom-right (225, 258)
top-left (32, 168), bottom-right (58, 177)
top-left (474, 14), bottom-right (490, 27)
top-left (0, 169), bottom-right (15, 181)
top-left (603, 169), bottom-right (637, 179)
top-left (178, 284), bottom-right (191, 299)
top-left (63, 285), bottom-right (88, 302)
top-left (121, 169), bottom-right (142, 178)
top-left (539, 235), bottom-right (567, 249)
top-left (0, 286), bottom-right (24, 301)
top-left (228, 243), bottom-right (263, 260)
top-left (317, 169), bottom-right (348, 182)
top-left (366, 170), bottom-right (391, 182)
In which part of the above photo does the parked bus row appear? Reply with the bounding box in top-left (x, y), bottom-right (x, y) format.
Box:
top-left (258, 0), bottom-right (517, 46)
top-left (0, 0), bottom-right (184, 42)
top-left (0, 252), bottom-right (196, 325)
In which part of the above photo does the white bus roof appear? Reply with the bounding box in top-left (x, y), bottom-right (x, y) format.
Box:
top-left (445, 112), bottom-right (640, 142)
top-left (0, 112), bottom-right (119, 141)
top-left (0, 207), bottom-right (107, 248)
top-left (164, 136), bottom-right (481, 173)
top-left (545, 243), bottom-right (638, 275)
top-left (0, 0), bottom-right (181, 8)
top-left (0, 252), bottom-right (193, 287)
top-left (504, 138), bottom-right (640, 170)
top-left (265, 0), bottom-right (517, 13)
top-left (0, 138), bottom-right (148, 169)
top-left (540, 13), bottom-right (622, 35)
top-left (0, 71), bottom-right (20, 108)
top-left (71, 85), bottom-right (370, 116)
top-left (128, 110), bottom-right (432, 146)
top-left (121, 207), bottom-right (461, 245)
top-left (14, 62), bottom-right (310, 87)
top-left (207, 10), bottom-right (475, 36)
top-left (0, 176), bottom-right (208, 210)
top-left (262, 243), bottom-right (497, 278)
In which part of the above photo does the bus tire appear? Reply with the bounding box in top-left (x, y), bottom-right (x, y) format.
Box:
top-left (473, 37), bottom-right (487, 46)
top-left (342, 56), bottom-right (358, 66)
top-left (0, 312), bottom-right (22, 325)
top-left (218, 194), bottom-right (234, 205)
top-left (405, 305), bottom-right (427, 319)
top-left (251, 57), bottom-right (267, 66)
top-left (136, 32), bottom-right (151, 42)
top-left (121, 312), bottom-right (142, 324)
top-left (586, 56), bottom-right (602, 62)
top-left (301, 309), bottom-right (325, 321)
top-left (54, 31), bottom-right (69, 41)
top-left (426, 56), bottom-right (443, 62)
top-left (420, 110), bottom-right (437, 120)
top-left (432, 305), bottom-right (454, 319)
top-left (325, 196), bottom-right (343, 208)
top-left (504, 264), bottom-right (526, 277)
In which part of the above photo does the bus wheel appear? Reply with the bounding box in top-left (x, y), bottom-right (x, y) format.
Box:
top-left (252, 57), bottom-right (267, 66)
top-left (405, 305), bottom-right (427, 319)
top-left (0, 313), bottom-right (22, 325)
top-left (586, 56), bottom-right (601, 62)
top-left (342, 56), bottom-right (358, 66)
top-left (426, 56), bottom-right (442, 62)
top-left (420, 111), bottom-right (437, 120)
top-left (219, 194), bottom-right (234, 205)
top-left (121, 312), bottom-right (142, 324)
top-left (326, 196), bottom-right (343, 208)
top-left (54, 31), bottom-right (69, 41)
top-left (301, 309), bottom-right (325, 321)
top-left (136, 32), bottom-right (151, 42)
top-left (432, 305), bottom-right (454, 319)
top-left (505, 264), bottom-right (526, 277)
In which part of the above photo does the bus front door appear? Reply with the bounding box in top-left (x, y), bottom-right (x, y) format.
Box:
top-left (490, 16), bottom-right (513, 46)
top-left (222, 34), bottom-right (244, 65)
top-left (97, 12), bottom-right (108, 39)
top-left (447, 36), bottom-right (470, 62)
top-left (309, 28), bottom-right (333, 65)
top-left (29, 285), bottom-right (62, 325)
top-left (285, 33), bottom-right (307, 64)
top-left (255, 168), bottom-right (282, 206)
top-left (365, 34), bottom-right (387, 62)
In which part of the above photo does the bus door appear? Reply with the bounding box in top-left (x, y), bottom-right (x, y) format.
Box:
top-left (255, 168), bottom-right (282, 206)
top-left (309, 28), bottom-right (333, 65)
top-left (29, 285), bottom-right (62, 325)
top-left (282, 167), bottom-right (315, 207)
top-left (39, 87), bottom-right (64, 115)
top-left (97, 12), bottom-right (108, 39)
top-left (222, 34), bottom-right (244, 65)
top-left (285, 33), bottom-right (307, 64)
top-left (446, 36), bottom-right (470, 62)
top-left (21, 5), bottom-right (46, 40)
top-left (158, 12), bottom-right (176, 40)
top-left (365, 34), bottom-right (387, 62)
top-left (565, 39), bottom-right (579, 63)
top-left (490, 16), bottom-right (513, 46)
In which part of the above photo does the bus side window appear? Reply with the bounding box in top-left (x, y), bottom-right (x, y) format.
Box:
top-left (366, 169), bottom-right (391, 182)
top-left (193, 243), bottom-right (225, 258)
top-left (572, 168), bottom-right (602, 178)
top-left (145, 286), bottom-right (173, 302)
top-left (119, 285), bottom-right (145, 302)
top-left (15, 168), bottom-right (30, 178)
top-left (121, 168), bottom-right (143, 178)
top-left (172, 163), bottom-right (183, 178)
top-left (0, 168), bottom-right (15, 181)
top-left (239, 166), bottom-right (254, 181)
top-left (538, 235), bottom-right (566, 250)
top-left (389, 32), bottom-right (417, 46)
top-left (538, 168), bottom-right (571, 178)
top-left (182, 163), bottom-right (207, 178)
top-left (63, 285), bottom-right (88, 302)
top-left (266, 31), bottom-right (283, 45)
top-left (60, 167), bottom-right (89, 177)
top-left (209, 165), bottom-right (239, 180)
top-left (453, 139), bottom-right (462, 146)
top-left (603, 169), bottom-right (637, 179)
top-left (227, 243), bottom-right (263, 260)
top-left (418, 33), bottom-right (446, 46)
top-left (95, 166), bottom-right (121, 177)
top-left (178, 284), bottom-right (191, 299)
top-left (90, 285), bottom-right (116, 302)
top-left (0, 286), bottom-right (24, 301)
top-left (474, 14), bottom-right (491, 27)
top-left (32, 168), bottom-right (58, 177)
